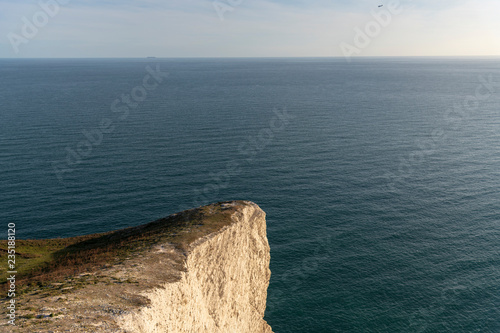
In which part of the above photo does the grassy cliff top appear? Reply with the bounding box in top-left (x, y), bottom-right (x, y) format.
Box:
top-left (1, 201), bottom-right (249, 294)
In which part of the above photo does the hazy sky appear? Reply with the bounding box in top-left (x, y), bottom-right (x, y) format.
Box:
top-left (1, 0), bottom-right (499, 58)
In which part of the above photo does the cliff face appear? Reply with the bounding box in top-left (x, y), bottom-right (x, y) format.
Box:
top-left (2, 201), bottom-right (272, 333)
top-left (119, 201), bottom-right (273, 333)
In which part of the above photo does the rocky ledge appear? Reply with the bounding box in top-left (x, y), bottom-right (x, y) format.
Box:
top-left (1, 201), bottom-right (273, 333)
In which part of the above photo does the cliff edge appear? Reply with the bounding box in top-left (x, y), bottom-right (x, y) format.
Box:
top-left (1, 201), bottom-right (273, 333)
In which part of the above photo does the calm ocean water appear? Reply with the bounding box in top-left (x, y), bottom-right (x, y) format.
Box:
top-left (1, 57), bottom-right (500, 332)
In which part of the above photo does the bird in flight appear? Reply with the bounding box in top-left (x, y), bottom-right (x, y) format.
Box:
top-left (378, 4), bottom-right (383, 7)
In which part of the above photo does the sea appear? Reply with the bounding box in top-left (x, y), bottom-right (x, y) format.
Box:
top-left (1, 57), bottom-right (499, 332)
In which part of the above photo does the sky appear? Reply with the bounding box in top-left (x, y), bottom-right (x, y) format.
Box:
top-left (1, 0), bottom-right (499, 58)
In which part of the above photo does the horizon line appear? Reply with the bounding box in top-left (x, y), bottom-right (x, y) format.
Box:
top-left (1, 55), bottom-right (500, 60)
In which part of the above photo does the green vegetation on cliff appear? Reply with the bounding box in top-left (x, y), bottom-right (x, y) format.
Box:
top-left (0, 202), bottom-right (238, 294)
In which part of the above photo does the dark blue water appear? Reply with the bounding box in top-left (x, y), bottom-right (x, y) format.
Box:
top-left (1, 57), bottom-right (500, 332)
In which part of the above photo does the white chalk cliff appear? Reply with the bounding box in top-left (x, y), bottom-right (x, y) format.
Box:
top-left (6, 201), bottom-right (273, 332)
top-left (118, 201), bottom-right (273, 332)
